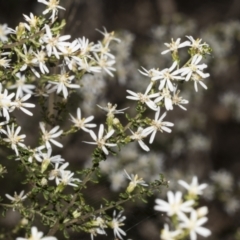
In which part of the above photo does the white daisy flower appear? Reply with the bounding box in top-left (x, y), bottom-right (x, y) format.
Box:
top-left (3, 123), bottom-right (26, 156)
top-left (56, 170), bottom-right (81, 187)
top-left (0, 57), bottom-right (11, 68)
top-left (35, 148), bottom-right (64, 173)
top-left (171, 87), bottom-right (189, 110)
top-left (142, 107), bottom-right (174, 144)
top-left (179, 55), bottom-right (209, 81)
top-left (41, 24), bottom-right (70, 59)
top-left (5, 190), bottom-right (27, 203)
top-left (83, 124), bottom-right (116, 155)
top-left (23, 13), bottom-right (38, 31)
top-left (109, 210), bottom-right (126, 240)
top-left (93, 53), bottom-right (116, 77)
top-left (38, 0), bottom-right (65, 22)
top-left (186, 36), bottom-right (209, 53)
top-left (48, 70), bottom-right (80, 99)
top-left (97, 103), bottom-right (128, 117)
top-left (39, 122), bottom-right (63, 148)
top-left (13, 94), bottom-right (35, 116)
top-left (48, 162), bottom-right (69, 184)
top-left (129, 127), bottom-right (149, 152)
top-left (69, 107), bottom-right (96, 132)
top-left (8, 73), bottom-right (35, 98)
top-left (161, 38), bottom-right (190, 55)
top-left (126, 87), bottom-right (159, 111)
top-left (152, 61), bottom-right (184, 92)
top-left (154, 88), bottom-right (173, 111)
top-left (0, 83), bottom-right (15, 121)
top-left (31, 50), bottom-right (49, 74)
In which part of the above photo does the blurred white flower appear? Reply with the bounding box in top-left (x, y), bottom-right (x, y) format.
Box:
top-left (96, 27), bottom-right (121, 44)
top-left (23, 13), bottom-right (38, 30)
top-left (154, 191), bottom-right (194, 216)
top-left (97, 103), bottom-right (128, 118)
top-left (224, 197), bottom-right (240, 215)
top-left (5, 190), bottom-right (27, 203)
top-left (38, 0), bottom-right (65, 22)
top-left (161, 38), bottom-right (190, 54)
top-left (109, 170), bottom-right (126, 192)
top-left (178, 176), bottom-right (208, 197)
top-left (160, 224), bottom-right (182, 240)
top-left (186, 36), bottom-right (209, 53)
top-left (188, 134), bottom-right (211, 152)
top-left (0, 57), bottom-right (11, 68)
top-left (0, 24), bottom-right (14, 42)
top-left (196, 206), bottom-right (209, 218)
top-left (77, 57), bottom-right (101, 73)
top-left (210, 170), bottom-right (233, 190)
top-left (16, 226), bottom-right (57, 240)
top-left (178, 210), bottom-right (211, 240)
top-left (0, 83), bottom-right (15, 121)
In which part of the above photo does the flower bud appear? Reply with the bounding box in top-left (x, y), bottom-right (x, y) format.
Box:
top-left (41, 159), bottom-right (50, 173)
top-left (72, 210), bottom-right (81, 218)
top-left (197, 206), bottom-right (208, 217)
top-left (41, 177), bottom-right (48, 186)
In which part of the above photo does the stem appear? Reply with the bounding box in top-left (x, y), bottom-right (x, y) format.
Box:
top-left (47, 168), bottom-right (95, 236)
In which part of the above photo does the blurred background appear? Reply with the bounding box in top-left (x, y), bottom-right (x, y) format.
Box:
top-left (1, 0), bottom-right (240, 239)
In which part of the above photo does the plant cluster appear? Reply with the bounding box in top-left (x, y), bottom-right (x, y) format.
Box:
top-left (0, 1), bottom-right (213, 239)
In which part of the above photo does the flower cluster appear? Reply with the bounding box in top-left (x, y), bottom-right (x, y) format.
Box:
top-left (155, 176), bottom-right (211, 240)
top-left (0, 0), bottom-right (213, 239)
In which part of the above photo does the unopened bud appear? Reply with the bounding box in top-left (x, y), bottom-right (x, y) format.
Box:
top-left (196, 206), bottom-right (208, 217)
top-left (41, 177), bottom-right (48, 186)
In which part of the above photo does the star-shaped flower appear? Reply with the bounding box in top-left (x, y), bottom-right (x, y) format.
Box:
top-left (143, 107), bottom-right (174, 144)
top-left (39, 122), bottom-right (63, 148)
top-left (154, 191), bottom-right (194, 217)
top-left (178, 176), bottom-right (208, 197)
top-left (69, 107), bottom-right (96, 132)
top-left (84, 124), bottom-right (116, 155)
